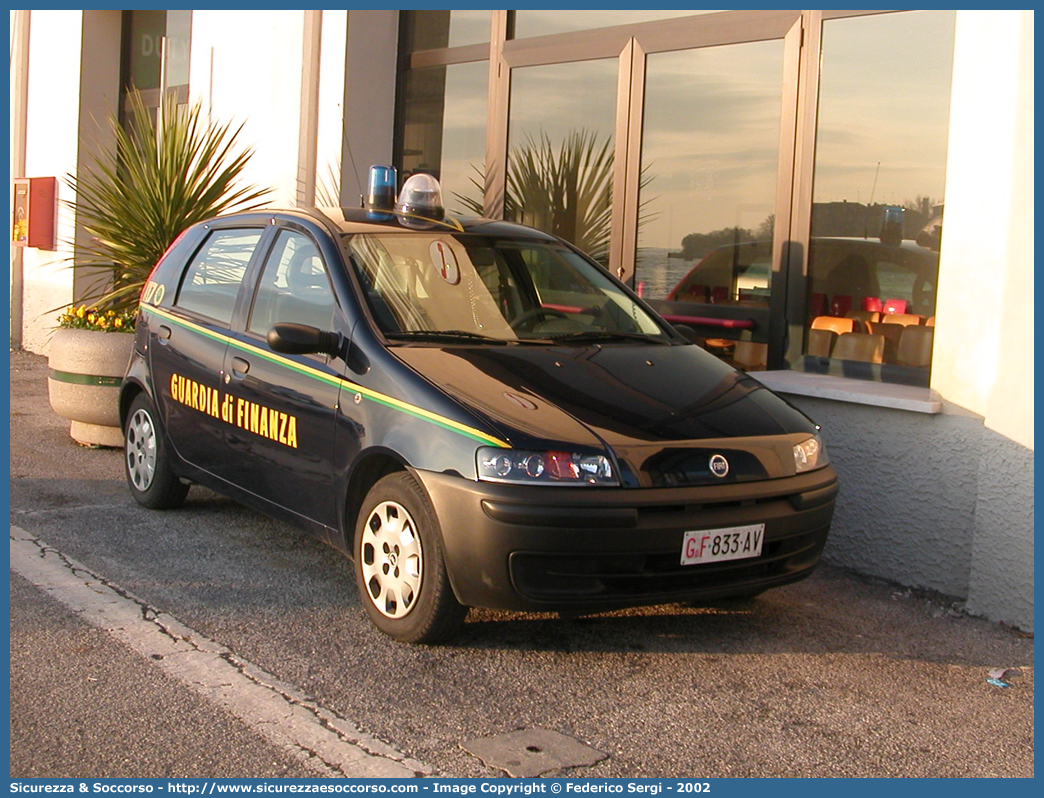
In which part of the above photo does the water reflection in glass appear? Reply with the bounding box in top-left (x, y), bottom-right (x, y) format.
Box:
top-left (635, 41), bottom-right (783, 308)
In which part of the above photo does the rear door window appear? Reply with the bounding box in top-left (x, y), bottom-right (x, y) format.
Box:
top-left (175, 228), bottom-right (262, 325)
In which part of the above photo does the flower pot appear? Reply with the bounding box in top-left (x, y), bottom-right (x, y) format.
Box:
top-left (47, 327), bottom-right (135, 447)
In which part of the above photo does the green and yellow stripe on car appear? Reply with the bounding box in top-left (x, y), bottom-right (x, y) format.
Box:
top-left (144, 304), bottom-right (510, 449)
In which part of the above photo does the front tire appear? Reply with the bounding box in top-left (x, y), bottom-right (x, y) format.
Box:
top-left (124, 392), bottom-right (189, 510)
top-left (354, 471), bottom-right (467, 643)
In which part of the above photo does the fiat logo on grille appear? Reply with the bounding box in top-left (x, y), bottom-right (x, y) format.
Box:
top-left (709, 454), bottom-right (730, 478)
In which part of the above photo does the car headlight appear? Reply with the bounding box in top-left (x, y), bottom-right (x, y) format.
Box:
top-left (477, 447), bottom-right (618, 486)
top-left (793, 433), bottom-right (828, 474)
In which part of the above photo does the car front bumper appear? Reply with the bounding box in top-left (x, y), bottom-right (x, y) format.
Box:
top-left (415, 465), bottom-right (839, 612)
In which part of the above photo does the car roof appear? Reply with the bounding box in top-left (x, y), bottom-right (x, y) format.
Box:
top-left (231, 206), bottom-right (562, 242)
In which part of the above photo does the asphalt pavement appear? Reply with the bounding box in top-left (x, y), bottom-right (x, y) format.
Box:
top-left (8, 349), bottom-right (1035, 779)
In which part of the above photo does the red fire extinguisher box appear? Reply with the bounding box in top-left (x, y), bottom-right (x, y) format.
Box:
top-left (12, 176), bottom-right (58, 250)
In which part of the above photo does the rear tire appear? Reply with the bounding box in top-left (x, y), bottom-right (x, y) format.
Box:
top-left (354, 471), bottom-right (467, 643)
top-left (124, 393), bottom-right (189, 510)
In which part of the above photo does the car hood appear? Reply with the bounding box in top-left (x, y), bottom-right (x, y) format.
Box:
top-left (392, 343), bottom-right (819, 486)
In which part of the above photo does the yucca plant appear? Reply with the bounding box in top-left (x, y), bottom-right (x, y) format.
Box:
top-left (457, 128), bottom-right (653, 266)
top-left (64, 89), bottom-right (270, 315)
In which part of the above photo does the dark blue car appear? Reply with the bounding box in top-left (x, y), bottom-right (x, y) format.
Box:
top-left (121, 172), bottom-right (837, 643)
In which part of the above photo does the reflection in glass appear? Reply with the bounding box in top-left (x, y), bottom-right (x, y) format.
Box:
top-left (402, 10), bottom-right (491, 52)
top-left (513, 10), bottom-right (719, 39)
top-left (124, 10), bottom-right (191, 91)
top-left (505, 60), bottom-right (618, 264)
top-left (805, 11), bottom-right (954, 374)
top-left (635, 41), bottom-right (783, 309)
top-left (399, 62), bottom-right (489, 215)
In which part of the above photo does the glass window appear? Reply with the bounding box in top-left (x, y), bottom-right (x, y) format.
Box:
top-left (400, 62), bottom-right (489, 215)
top-left (401, 10), bottom-right (491, 52)
top-left (804, 11), bottom-right (954, 380)
top-left (122, 10), bottom-right (191, 92)
top-left (634, 41), bottom-right (784, 318)
top-left (507, 59), bottom-right (618, 265)
top-left (513, 10), bottom-right (720, 40)
top-left (248, 231), bottom-right (335, 335)
top-left (175, 229), bottom-right (261, 325)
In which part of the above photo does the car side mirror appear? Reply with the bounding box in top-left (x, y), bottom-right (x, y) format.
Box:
top-left (268, 322), bottom-right (343, 358)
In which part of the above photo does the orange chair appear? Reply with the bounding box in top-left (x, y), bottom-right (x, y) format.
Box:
top-left (832, 332), bottom-right (885, 364)
top-left (811, 315), bottom-right (855, 335)
top-left (846, 310), bottom-right (880, 331)
top-left (866, 320), bottom-right (904, 363)
top-left (896, 325), bottom-right (934, 367)
top-left (807, 328), bottom-right (837, 358)
top-left (925, 316), bottom-right (935, 327)
top-left (882, 298), bottom-right (908, 315)
top-left (732, 340), bottom-right (768, 371)
top-left (880, 313), bottom-right (924, 327)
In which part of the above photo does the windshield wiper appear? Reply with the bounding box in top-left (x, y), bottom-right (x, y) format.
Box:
top-left (547, 330), bottom-right (670, 345)
top-left (384, 329), bottom-right (510, 344)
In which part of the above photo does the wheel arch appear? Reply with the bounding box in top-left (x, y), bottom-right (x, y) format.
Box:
top-left (119, 379), bottom-right (147, 428)
top-left (342, 448), bottom-right (411, 555)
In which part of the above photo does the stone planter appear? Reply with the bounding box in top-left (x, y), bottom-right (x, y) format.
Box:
top-left (47, 327), bottom-right (135, 447)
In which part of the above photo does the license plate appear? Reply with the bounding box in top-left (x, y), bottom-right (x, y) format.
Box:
top-left (681, 524), bottom-right (765, 566)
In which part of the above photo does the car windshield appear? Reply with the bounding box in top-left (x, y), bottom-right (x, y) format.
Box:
top-left (346, 233), bottom-right (670, 344)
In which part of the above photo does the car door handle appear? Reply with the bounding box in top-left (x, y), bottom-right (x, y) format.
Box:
top-left (230, 356), bottom-right (250, 377)
top-left (157, 325), bottom-right (172, 344)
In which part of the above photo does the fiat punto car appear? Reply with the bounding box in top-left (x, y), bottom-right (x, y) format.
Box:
top-left (121, 173), bottom-right (838, 643)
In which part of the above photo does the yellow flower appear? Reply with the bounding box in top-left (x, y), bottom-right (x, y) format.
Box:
top-left (87, 313), bottom-right (96, 324)
top-left (113, 317), bottom-right (123, 329)
top-left (107, 310), bottom-right (116, 317)
top-left (76, 306), bottom-right (86, 318)
top-left (98, 317), bottom-right (109, 329)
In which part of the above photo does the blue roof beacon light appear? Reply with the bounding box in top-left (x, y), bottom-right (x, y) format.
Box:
top-left (365, 165), bottom-right (397, 211)
top-left (397, 172), bottom-right (445, 220)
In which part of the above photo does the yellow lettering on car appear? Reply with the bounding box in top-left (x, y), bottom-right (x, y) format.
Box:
top-left (167, 372), bottom-right (299, 449)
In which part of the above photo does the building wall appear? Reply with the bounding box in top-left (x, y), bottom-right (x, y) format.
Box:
top-left (18, 10), bottom-right (86, 354)
top-left (189, 10), bottom-right (306, 207)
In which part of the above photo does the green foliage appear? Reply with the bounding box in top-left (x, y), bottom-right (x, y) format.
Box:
top-left (456, 129), bottom-right (653, 267)
top-left (65, 89), bottom-right (270, 313)
top-left (681, 226), bottom-right (756, 261)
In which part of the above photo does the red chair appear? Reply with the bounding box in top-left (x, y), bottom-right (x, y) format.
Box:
top-left (882, 298), bottom-right (907, 314)
top-left (862, 296), bottom-right (883, 312)
top-left (710, 286), bottom-right (729, 304)
top-left (809, 292), bottom-right (828, 318)
top-left (830, 295), bottom-right (853, 317)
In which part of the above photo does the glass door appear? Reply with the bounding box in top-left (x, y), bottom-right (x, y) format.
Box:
top-left (488, 11), bottom-right (804, 369)
top-left (634, 39), bottom-right (786, 368)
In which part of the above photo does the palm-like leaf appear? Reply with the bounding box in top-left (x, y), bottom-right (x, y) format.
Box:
top-left (455, 128), bottom-right (654, 267)
top-left (65, 89), bottom-right (270, 312)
